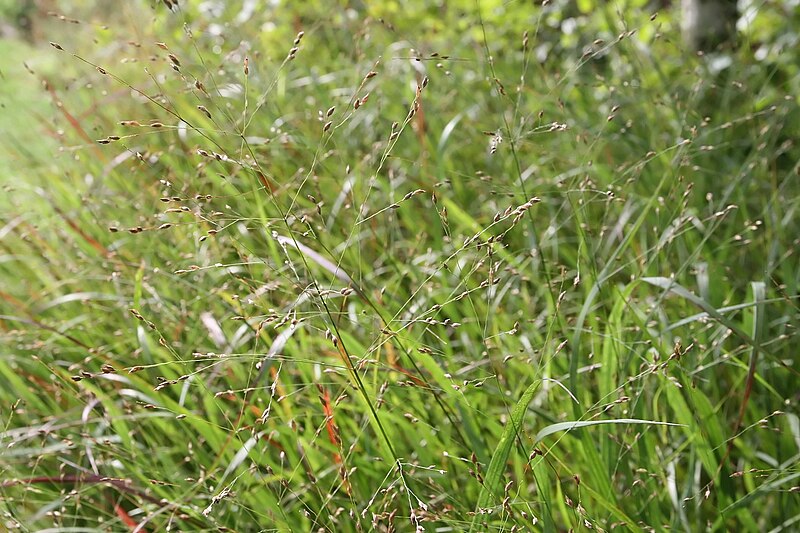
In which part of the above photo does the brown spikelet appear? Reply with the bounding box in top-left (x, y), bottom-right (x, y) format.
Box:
top-left (494, 78), bottom-right (506, 96)
top-left (195, 79), bottom-right (209, 96)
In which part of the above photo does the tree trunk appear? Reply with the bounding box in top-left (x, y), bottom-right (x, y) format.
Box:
top-left (681, 0), bottom-right (739, 52)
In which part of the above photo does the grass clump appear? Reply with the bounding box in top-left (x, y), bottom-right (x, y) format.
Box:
top-left (1, 1), bottom-right (798, 531)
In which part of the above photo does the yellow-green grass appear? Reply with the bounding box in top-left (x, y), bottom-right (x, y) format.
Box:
top-left (1, 1), bottom-right (798, 531)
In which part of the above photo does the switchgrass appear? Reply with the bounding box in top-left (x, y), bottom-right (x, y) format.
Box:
top-left (1, 1), bottom-right (798, 531)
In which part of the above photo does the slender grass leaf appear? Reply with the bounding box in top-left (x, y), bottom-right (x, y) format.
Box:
top-left (469, 380), bottom-right (539, 532)
top-left (533, 418), bottom-right (683, 444)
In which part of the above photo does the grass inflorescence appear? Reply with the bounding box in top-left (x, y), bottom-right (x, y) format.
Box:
top-left (1, 1), bottom-right (798, 531)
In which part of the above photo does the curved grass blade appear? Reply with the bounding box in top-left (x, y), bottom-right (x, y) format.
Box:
top-left (470, 384), bottom-right (682, 532)
top-left (641, 277), bottom-right (757, 348)
top-left (533, 418), bottom-right (684, 444)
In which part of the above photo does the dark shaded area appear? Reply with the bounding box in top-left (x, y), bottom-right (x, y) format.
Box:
top-left (682, 0), bottom-right (739, 51)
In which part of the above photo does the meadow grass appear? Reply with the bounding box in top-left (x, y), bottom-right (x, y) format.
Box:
top-left (1, 1), bottom-right (798, 531)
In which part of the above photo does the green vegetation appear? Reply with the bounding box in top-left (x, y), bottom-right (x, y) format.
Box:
top-left (1, 1), bottom-right (798, 530)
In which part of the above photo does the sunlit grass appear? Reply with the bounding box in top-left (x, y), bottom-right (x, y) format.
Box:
top-left (1, 1), bottom-right (798, 531)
